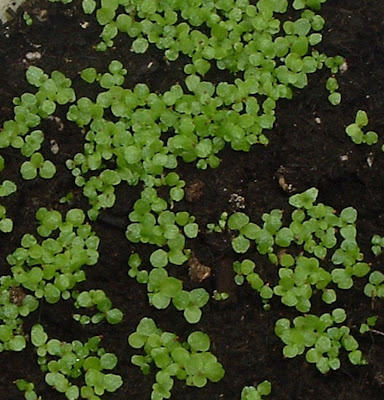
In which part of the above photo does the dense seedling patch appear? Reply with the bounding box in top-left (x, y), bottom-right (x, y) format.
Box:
top-left (128, 317), bottom-right (224, 400)
top-left (211, 188), bottom-right (370, 312)
top-left (31, 326), bottom-right (123, 399)
top-left (1, 0), bottom-right (381, 399)
top-left (275, 308), bottom-right (365, 374)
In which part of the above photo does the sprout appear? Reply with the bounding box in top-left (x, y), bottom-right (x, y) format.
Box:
top-left (20, 153), bottom-right (56, 180)
top-left (345, 110), bottom-right (378, 145)
top-left (128, 318), bottom-right (224, 398)
top-left (241, 380), bottom-right (272, 400)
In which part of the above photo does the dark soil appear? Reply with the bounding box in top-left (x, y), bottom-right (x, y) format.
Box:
top-left (1, 1), bottom-right (384, 399)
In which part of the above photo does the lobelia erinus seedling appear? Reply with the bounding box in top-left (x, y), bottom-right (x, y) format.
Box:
top-left (128, 317), bottom-right (224, 399)
top-left (30, 324), bottom-right (123, 399)
top-left (345, 110), bottom-right (378, 145)
top-left (275, 308), bottom-right (366, 374)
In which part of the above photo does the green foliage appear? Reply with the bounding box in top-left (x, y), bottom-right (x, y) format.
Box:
top-left (293, 0), bottom-right (326, 10)
top-left (128, 318), bottom-right (224, 399)
top-left (241, 380), bottom-right (271, 400)
top-left (233, 259), bottom-right (273, 304)
top-left (0, 0), bottom-right (359, 395)
top-left (359, 316), bottom-right (378, 334)
top-left (31, 325), bottom-right (122, 398)
top-left (6, 208), bottom-right (99, 304)
top-left (72, 289), bottom-right (123, 325)
top-left (211, 188), bottom-right (369, 312)
top-left (20, 152), bottom-right (56, 180)
top-left (326, 77), bottom-right (341, 105)
top-left (275, 309), bottom-right (366, 374)
top-left (0, 67), bottom-right (75, 152)
top-left (15, 379), bottom-right (41, 400)
top-left (364, 271), bottom-right (384, 298)
top-left (371, 234), bottom-right (384, 256)
top-left (126, 187), bottom-right (191, 262)
top-left (0, 177), bottom-right (17, 233)
top-left (23, 12), bottom-right (33, 26)
top-left (345, 110), bottom-right (378, 145)
top-left (212, 291), bottom-right (229, 301)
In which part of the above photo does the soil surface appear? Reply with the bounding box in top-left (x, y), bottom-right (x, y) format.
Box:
top-left (1, 1), bottom-right (384, 399)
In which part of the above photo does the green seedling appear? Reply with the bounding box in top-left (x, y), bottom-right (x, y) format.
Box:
top-left (293, 0), bottom-right (326, 10)
top-left (345, 110), bottom-right (378, 145)
top-left (213, 188), bottom-right (368, 312)
top-left (6, 208), bottom-right (99, 304)
top-left (233, 259), bottom-right (273, 304)
top-left (212, 291), bottom-right (229, 301)
top-left (0, 179), bottom-right (17, 198)
top-left (371, 234), bottom-right (384, 256)
top-left (326, 77), bottom-right (341, 106)
top-left (20, 153), bottom-right (56, 180)
top-left (273, 255), bottom-right (334, 312)
top-left (241, 380), bottom-right (271, 400)
top-left (126, 187), bottom-right (192, 263)
top-left (359, 316), bottom-right (378, 334)
top-left (364, 271), bottom-right (384, 298)
top-left (325, 55), bottom-right (346, 73)
top-left (128, 318), bottom-right (224, 399)
top-left (15, 379), bottom-right (41, 400)
top-left (59, 191), bottom-right (74, 204)
top-left (20, 130), bottom-right (44, 157)
top-left (275, 309), bottom-right (366, 374)
top-left (72, 289), bottom-right (123, 325)
top-left (31, 324), bottom-right (122, 398)
top-left (0, 179), bottom-right (17, 232)
top-left (207, 212), bottom-right (228, 233)
top-left (128, 252), bottom-right (208, 323)
top-left (23, 12), bottom-right (33, 26)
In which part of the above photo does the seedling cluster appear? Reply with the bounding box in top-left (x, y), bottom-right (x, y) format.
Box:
top-left (128, 318), bottom-right (224, 399)
top-left (31, 325), bottom-right (122, 399)
top-left (0, 0), bottom-right (379, 398)
top-left (72, 289), bottom-right (123, 325)
top-left (214, 188), bottom-right (370, 312)
top-left (275, 309), bottom-right (365, 374)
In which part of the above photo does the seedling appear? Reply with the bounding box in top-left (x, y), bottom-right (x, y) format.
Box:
top-left (15, 379), bottom-right (41, 400)
top-left (326, 77), bottom-right (341, 106)
top-left (212, 291), bottom-right (229, 301)
top-left (6, 208), bottom-right (99, 304)
top-left (364, 271), bottom-right (384, 298)
top-left (233, 259), bottom-right (273, 304)
top-left (207, 212), bottom-right (228, 233)
top-left (31, 324), bottom-right (122, 398)
top-left (345, 110), bottom-right (378, 145)
top-left (0, 1), bottom-right (352, 397)
top-left (371, 234), bottom-right (384, 256)
top-left (23, 12), bottom-right (33, 26)
top-left (275, 309), bottom-right (366, 374)
top-left (128, 318), bottom-right (224, 399)
top-left (293, 0), bottom-right (327, 10)
top-left (241, 380), bottom-right (271, 400)
top-left (72, 289), bottom-right (123, 325)
top-left (20, 153), bottom-right (56, 180)
top-left (359, 316), bottom-right (378, 334)
top-left (0, 179), bottom-right (17, 232)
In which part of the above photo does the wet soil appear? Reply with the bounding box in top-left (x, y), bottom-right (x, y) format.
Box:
top-left (1, 1), bottom-right (384, 399)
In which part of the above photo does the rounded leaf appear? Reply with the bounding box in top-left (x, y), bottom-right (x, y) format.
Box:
top-left (31, 324), bottom-right (48, 348)
top-left (187, 331), bottom-right (210, 352)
